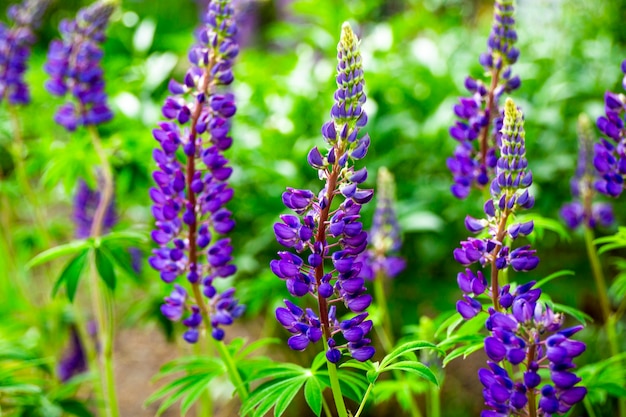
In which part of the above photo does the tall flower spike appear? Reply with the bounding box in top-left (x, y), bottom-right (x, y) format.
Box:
top-left (594, 59), bottom-right (626, 197)
top-left (44, 1), bottom-right (114, 131)
top-left (454, 98), bottom-right (536, 317)
top-left (561, 115), bottom-right (614, 229)
top-left (447, 0), bottom-right (521, 199)
top-left (0, 0), bottom-right (49, 104)
top-left (149, 0), bottom-right (244, 343)
top-left (454, 99), bottom-right (587, 415)
top-left (358, 167), bottom-right (406, 280)
top-left (273, 22), bottom-right (375, 363)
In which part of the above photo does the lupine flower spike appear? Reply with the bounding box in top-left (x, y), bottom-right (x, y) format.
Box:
top-left (150, 0), bottom-right (244, 343)
top-left (455, 99), bottom-right (587, 416)
top-left (44, 0), bottom-right (115, 131)
top-left (455, 98), bottom-right (536, 316)
top-left (561, 115), bottom-right (614, 229)
top-left (594, 59), bottom-right (626, 197)
top-left (273, 22), bottom-right (375, 363)
top-left (359, 167), bottom-right (406, 281)
top-left (447, 0), bottom-right (521, 199)
top-left (0, 0), bottom-right (49, 104)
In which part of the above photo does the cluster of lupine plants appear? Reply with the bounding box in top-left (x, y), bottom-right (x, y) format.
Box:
top-left (0, 0), bottom-right (625, 416)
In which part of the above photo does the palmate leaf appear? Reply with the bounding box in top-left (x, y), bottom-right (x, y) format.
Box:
top-left (241, 375), bottom-right (308, 417)
top-left (146, 356), bottom-right (225, 416)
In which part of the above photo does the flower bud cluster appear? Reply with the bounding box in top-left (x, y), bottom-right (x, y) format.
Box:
top-left (44, 1), bottom-right (115, 131)
top-left (454, 99), bottom-right (537, 317)
top-left (0, 0), bottom-right (48, 104)
top-left (479, 282), bottom-right (587, 416)
top-left (594, 59), bottom-right (626, 197)
top-left (273, 23), bottom-right (375, 363)
top-left (448, 0), bottom-right (521, 199)
top-left (561, 115), bottom-right (614, 229)
top-left (358, 167), bottom-right (406, 280)
top-left (149, 0), bottom-right (243, 343)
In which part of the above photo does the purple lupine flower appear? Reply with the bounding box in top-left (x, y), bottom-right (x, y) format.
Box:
top-left (480, 285), bottom-right (587, 416)
top-left (454, 99), bottom-right (587, 414)
top-left (272, 23), bottom-right (375, 363)
top-left (358, 167), bottom-right (405, 280)
top-left (0, 0), bottom-right (49, 104)
top-left (57, 325), bottom-right (88, 382)
top-left (447, 0), bottom-right (521, 199)
top-left (561, 115), bottom-right (614, 229)
top-left (44, 1), bottom-right (114, 131)
top-left (454, 98), bottom-right (536, 316)
top-left (149, 0), bottom-right (244, 343)
top-left (73, 178), bottom-right (116, 239)
top-left (593, 63), bottom-right (626, 197)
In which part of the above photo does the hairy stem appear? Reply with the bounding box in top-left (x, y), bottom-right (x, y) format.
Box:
top-left (526, 344), bottom-right (537, 417)
top-left (86, 125), bottom-right (119, 417)
top-left (490, 207), bottom-right (510, 311)
top-left (479, 67), bottom-right (502, 167)
top-left (583, 226), bottom-right (624, 417)
top-left (313, 156), bottom-right (350, 417)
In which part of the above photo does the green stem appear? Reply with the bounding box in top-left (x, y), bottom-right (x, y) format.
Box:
top-left (583, 226), bottom-right (624, 417)
top-left (87, 125), bottom-right (119, 417)
top-left (214, 339), bottom-right (248, 401)
top-left (373, 272), bottom-right (393, 352)
top-left (428, 385), bottom-right (440, 417)
top-left (7, 104), bottom-right (52, 248)
top-left (71, 301), bottom-right (104, 408)
top-left (373, 272), bottom-right (422, 417)
top-left (353, 383), bottom-right (373, 417)
top-left (326, 356), bottom-right (348, 417)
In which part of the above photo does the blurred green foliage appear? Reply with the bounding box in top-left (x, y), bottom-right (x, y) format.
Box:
top-left (1, 0), bottom-right (626, 415)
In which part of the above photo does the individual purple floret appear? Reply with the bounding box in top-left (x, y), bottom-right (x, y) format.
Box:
top-left (561, 115), bottom-right (614, 229)
top-left (447, 0), bottom-right (521, 199)
top-left (594, 60), bottom-right (626, 197)
top-left (44, 1), bottom-right (114, 131)
top-left (149, 0), bottom-right (244, 343)
top-left (358, 167), bottom-right (406, 280)
top-left (454, 98), bottom-right (536, 315)
top-left (73, 178), bottom-right (117, 239)
top-left (0, 0), bottom-right (49, 104)
top-left (272, 22), bottom-right (375, 363)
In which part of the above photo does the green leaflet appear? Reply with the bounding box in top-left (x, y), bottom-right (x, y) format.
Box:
top-left (27, 239), bottom-right (92, 269)
top-left (95, 247), bottom-right (116, 290)
top-left (304, 377), bottom-right (323, 417)
top-left (52, 250), bottom-right (89, 302)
